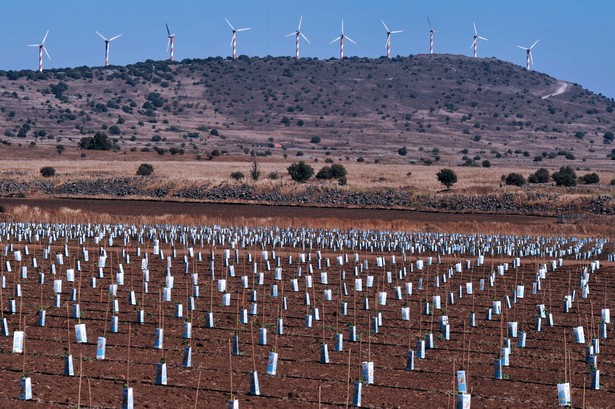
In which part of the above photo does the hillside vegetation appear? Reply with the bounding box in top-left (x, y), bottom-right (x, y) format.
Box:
top-left (0, 55), bottom-right (614, 168)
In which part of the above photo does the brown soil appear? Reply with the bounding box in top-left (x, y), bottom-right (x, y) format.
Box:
top-left (0, 213), bottom-right (612, 408)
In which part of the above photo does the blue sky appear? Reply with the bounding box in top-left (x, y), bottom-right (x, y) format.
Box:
top-left (2, 0), bottom-right (615, 99)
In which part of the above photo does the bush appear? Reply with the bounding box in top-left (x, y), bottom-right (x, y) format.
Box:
top-left (136, 163), bottom-right (154, 176)
top-left (109, 125), bottom-right (121, 135)
top-left (579, 173), bottom-right (599, 184)
top-left (398, 146), bottom-right (408, 156)
top-left (316, 166), bottom-right (333, 180)
top-left (528, 168), bottom-right (550, 184)
top-left (436, 168), bottom-right (457, 190)
top-left (481, 160), bottom-right (491, 168)
top-left (230, 171), bottom-right (245, 181)
top-left (287, 161), bottom-right (314, 182)
top-left (552, 166), bottom-right (577, 187)
top-left (310, 136), bottom-right (321, 144)
top-left (505, 173), bottom-right (526, 186)
top-left (267, 171), bottom-right (280, 180)
top-left (330, 164), bottom-right (347, 179)
top-left (40, 166), bottom-right (56, 177)
top-left (611, 179), bottom-right (615, 186)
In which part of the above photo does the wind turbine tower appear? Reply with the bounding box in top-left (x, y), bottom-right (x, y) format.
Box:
top-left (96, 31), bottom-right (122, 66)
top-left (517, 40), bottom-right (539, 70)
top-left (471, 22), bottom-right (488, 58)
top-left (28, 30), bottom-right (51, 73)
top-left (166, 23), bottom-right (175, 61)
top-left (225, 18), bottom-right (251, 60)
top-left (381, 20), bottom-right (403, 59)
top-left (285, 16), bottom-right (310, 59)
top-left (330, 19), bottom-right (356, 60)
top-left (427, 17), bottom-right (435, 54)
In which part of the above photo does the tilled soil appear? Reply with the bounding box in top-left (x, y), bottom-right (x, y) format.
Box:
top-left (0, 225), bottom-right (612, 408)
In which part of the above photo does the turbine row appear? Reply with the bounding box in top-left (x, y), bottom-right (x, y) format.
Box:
top-left (27, 18), bottom-right (539, 72)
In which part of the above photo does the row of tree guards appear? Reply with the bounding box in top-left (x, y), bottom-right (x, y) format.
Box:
top-left (0, 222), bottom-right (611, 408)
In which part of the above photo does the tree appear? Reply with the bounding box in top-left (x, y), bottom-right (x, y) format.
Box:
top-left (109, 125), bottom-right (121, 135)
top-left (436, 168), bottom-right (457, 190)
top-left (79, 132), bottom-right (112, 151)
top-left (330, 164), bottom-right (347, 179)
top-left (316, 166), bottom-right (333, 180)
top-left (552, 166), bottom-right (577, 187)
top-left (40, 166), bottom-right (56, 177)
top-left (604, 131), bottom-right (614, 143)
top-left (250, 154), bottom-right (260, 181)
top-left (528, 168), bottom-right (550, 184)
top-left (287, 161), bottom-right (314, 182)
top-left (505, 173), bottom-right (526, 186)
top-left (136, 163), bottom-right (154, 176)
top-left (579, 173), bottom-right (600, 184)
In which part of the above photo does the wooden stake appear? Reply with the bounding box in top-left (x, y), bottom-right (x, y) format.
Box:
top-left (78, 353), bottom-right (83, 408)
top-left (345, 347), bottom-right (351, 409)
top-left (194, 370), bottom-right (202, 409)
top-left (126, 324), bottom-right (131, 387)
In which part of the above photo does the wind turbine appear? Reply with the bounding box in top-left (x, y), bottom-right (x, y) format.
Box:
top-left (28, 30), bottom-right (51, 73)
top-left (285, 16), bottom-right (310, 59)
top-left (470, 22), bottom-right (488, 58)
top-left (381, 20), bottom-right (403, 59)
top-left (225, 18), bottom-right (251, 60)
top-left (166, 23), bottom-right (175, 62)
top-left (517, 40), bottom-right (539, 70)
top-left (96, 31), bottom-right (122, 66)
top-left (330, 19), bottom-right (356, 60)
top-left (427, 16), bottom-right (436, 54)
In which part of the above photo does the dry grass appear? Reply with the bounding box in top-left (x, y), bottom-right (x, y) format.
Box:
top-left (3, 159), bottom-right (615, 195)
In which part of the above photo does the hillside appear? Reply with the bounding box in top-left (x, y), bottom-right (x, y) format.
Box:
top-left (0, 55), bottom-right (614, 167)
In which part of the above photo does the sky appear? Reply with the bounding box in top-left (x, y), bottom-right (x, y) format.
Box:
top-left (1, 0), bottom-right (615, 99)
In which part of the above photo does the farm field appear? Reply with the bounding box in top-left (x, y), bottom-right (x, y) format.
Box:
top-left (0, 211), bottom-right (612, 408)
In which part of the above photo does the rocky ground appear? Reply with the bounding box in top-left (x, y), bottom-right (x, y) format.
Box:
top-left (0, 177), bottom-right (613, 216)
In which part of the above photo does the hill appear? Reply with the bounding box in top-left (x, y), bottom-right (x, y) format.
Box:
top-left (0, 54), bottom-right (614, 167)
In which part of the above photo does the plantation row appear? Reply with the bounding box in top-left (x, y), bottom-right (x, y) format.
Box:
top-left (0, 222), bottom-right (612, 407)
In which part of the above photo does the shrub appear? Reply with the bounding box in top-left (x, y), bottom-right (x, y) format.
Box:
top-left (109, 125), bottom-right (121, 135)
top-left (611, 178), bottom-right (615, 186)
top-left (230, 171), bottom-right (245, 181)
top-left (481, 160), bottom-right (491, 168)
top-left (604, 131), bottom-right (614, 143)
top-left (579, 173), bottom-right (599, 184)
top-left (436, 168), bottom-right (457, 190)
top-left (330, 164), bottom-right (347, 179)
top-left (552, 166), bottom-right (577, 187)
top-left (528, 168), bottom-right (550, 184)
top-left (40, 166), bottom-right (56, 177)
top-left (505, 173), bottom-right (526, 186)
top-left (398, 146), bottom-right (408, 156)
top-left (136, 163), bottom-right (154, 176)
top-left (287, 161), bottom-right (314, 182)
top-left (316, 166), bottom-right (333, 180)
top-left (267, 171), bottom-right (280, 180)
top-left (310, 136), bottom-right (321, 144)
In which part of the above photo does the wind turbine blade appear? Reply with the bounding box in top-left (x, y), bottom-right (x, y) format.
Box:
top-left (473, 22), bottom-right (478, 35)
top-left (530, 39), bottom-right (539, 49)
top-left (427, 16), bottom-right (432, 30)
top-left (236, 28), bottom-right (251, 32)
top-left (96, 31), bottom-right (108, 41)
top-left (166, 23), bottom-right (171, 36)
top-left (330, 36), bottom-right (341, 44)
top-left (470, 41), bottom-right (475, 49)
top-left (517, 45), bottom-right (526, 50)
top-left (109, 34), bottom-right (122, 41)
top-left (381, 20), bottom-right (390, 32)
top-left (27, 44), bottom-right (39, 47)
top-left (341, 19), bottom-right (344, 34)
top-left (300, 32), bottom-right (310, 44)
top-left (298, 15), bottom-right (303, 30)
top-left (42, 29), bottom-right (49, 44)
top-left (478, 36), bottom-right (488, 41)
top-left (43, 46), bottom-right (51, 60)
top-left (225, 18), bottom-right (235, 31)
top-left (345, 35), bottom-right (357, 44)
top-left (285, 32), bottom-right (297, 37)
top-left (230, 37), bottom-right (234, 47)
top-left (530, 51), bottom-right (534, 65)
top-left (391, 30), bottom-right (403, 34)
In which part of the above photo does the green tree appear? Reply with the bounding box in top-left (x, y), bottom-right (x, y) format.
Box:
top-left (287, 161), bottom-right (314, 182)
top-left (552, 166), bottom-right (577, 187)
top-left (39, 166), bottom-right (56, 177)
top-left (579, 173), bottom-right (599, 184)
top-left (505, 173), bottom-right (526, 186)
top-left (436, 168), bottom-right (457, 190)
top-left (528, 168), bottom-right (550, 184)
top-left (79, 132), bottom-right (112, 150)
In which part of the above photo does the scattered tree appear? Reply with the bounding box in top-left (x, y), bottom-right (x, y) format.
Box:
top-left (579, 173), bottom-right (599, 184)
top-left (79, 132), bottom-right (112, 151)
top-left (136, 163), bottom-right (154, 176)
top-left (528, 168), bottom-right (550, 184)
top-left (552, 166), bottom-right (577, 187)
top-left (436, 168), bottom-right (457, 190)
top-left (287, 161), bottom-right (314, 182)
top-left (505, 173), bottom-right (526, 186)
